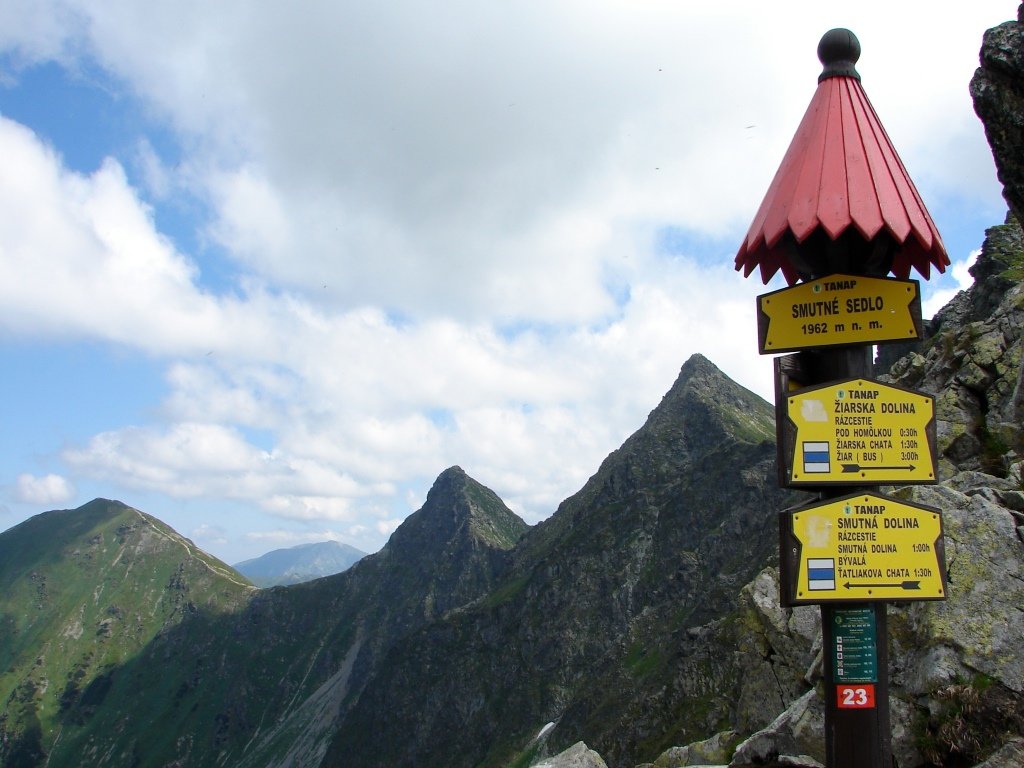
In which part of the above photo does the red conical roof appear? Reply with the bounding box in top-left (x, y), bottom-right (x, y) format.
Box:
top-left (735, 30), bottom-right (949, 284)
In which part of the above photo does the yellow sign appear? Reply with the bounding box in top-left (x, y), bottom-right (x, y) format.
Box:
top-left (757, 274), bottom-right (921, 354)
top-left (783, 378), bottom-right (936, 486)
top-left (781, 493), bottom-right (946, 603)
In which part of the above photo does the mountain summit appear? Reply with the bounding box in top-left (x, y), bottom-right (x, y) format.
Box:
top-left (387, 465), bottom-right (527, 556)
top-left (352, 465), bottom-right (529, 628)
top-left (1, 466), bottom-right (534, 768)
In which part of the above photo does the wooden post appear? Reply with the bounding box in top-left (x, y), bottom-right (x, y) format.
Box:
top-left (802, 347), bottom-right (892, 768)
top-left (822, 603), bottom-right (891, 767)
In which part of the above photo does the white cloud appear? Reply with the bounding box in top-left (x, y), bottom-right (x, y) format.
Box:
top-left (14, 473), bottom-right (75, 505)
top-left (61, 422), bottom-right (382, 520)
top-left (3, 1), bottom-right (1008, 320)
top-left (191, 522), bottom-right (228, 546)
top-left (375, 518), bottom-right (403, 537)
top-left (0, 118), bottom-right (226, 349)
top-left (0, 1), bottom-right (84, 67)
top-left (0, 1), bottom-right (1012, 553)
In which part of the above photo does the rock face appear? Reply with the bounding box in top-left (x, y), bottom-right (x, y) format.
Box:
top-left (883, 218), bottom-right (1024, 481)
top-left (534, 742), bottom-right (609, 768)
top-left (971, 3), bottom-right (1024, 220)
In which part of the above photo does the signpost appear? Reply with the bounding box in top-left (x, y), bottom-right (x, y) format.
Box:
top-left (758, 274), bottom-right (922, 354)
top-left (781, 378), bottom-right (936, 486)
top-left (780, 492), bottom-right (947, 604)
top-left (733, 28), bottom-right (952, 768)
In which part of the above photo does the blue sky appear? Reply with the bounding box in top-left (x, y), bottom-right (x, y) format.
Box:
top-left (0, 1), bottom-right (1012, 564)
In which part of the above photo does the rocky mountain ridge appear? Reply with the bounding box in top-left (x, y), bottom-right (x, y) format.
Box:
top-left (324, 353), bottom-right (788, 768)
top-left (0, 348), bottom-right (795, 768)
top-left (0, 468), bottom-right (528, 767)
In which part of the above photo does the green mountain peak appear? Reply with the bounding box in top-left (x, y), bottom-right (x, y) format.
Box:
top-left (0, 498), bottom-right (254, 766)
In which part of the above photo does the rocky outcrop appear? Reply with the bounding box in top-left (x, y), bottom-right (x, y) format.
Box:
top-left (887, 479), bottom-right (1024, 767)
top-left (729, 690), bottom-right (824, 767)
top-left (971, 4), bottom-right (1024, 221)
top-left (883, 219), bottom-right (1024, 481)
top-left (534, 742), bottom-right (609, 768)
top-left (973, 738), bottom-right (1024, 768)
top-left (637, 456), bottom-right (1024, 768)
top-left (642, 730), bottom-right (739, 767)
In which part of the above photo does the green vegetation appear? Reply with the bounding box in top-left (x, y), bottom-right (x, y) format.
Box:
top-left (624, 641), bottom-right (665, 679)
top-left (0, 500), bottom-right (256, 767)
top-left (482, 574), bottom-right (530, 609)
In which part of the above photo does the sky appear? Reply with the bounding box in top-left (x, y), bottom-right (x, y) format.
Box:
top-left (0, 1), bottom-right (1013, 564)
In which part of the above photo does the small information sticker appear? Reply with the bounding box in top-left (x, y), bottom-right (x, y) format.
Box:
top-left (832, 606), bottom-right (878, 683)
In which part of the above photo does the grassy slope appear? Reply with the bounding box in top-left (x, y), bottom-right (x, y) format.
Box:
top-left (0, 499), bottom-right (254, 766)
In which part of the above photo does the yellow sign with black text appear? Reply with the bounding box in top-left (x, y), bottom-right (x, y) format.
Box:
top-left (757, 274), bottom-right (922, 354)
top-left (783, 378), bottom-right (936, 486)
top-left (780, 493), bottom-right (946, 604)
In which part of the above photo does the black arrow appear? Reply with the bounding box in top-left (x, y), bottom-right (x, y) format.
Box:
top-left (842, 463), bottom-right (916, 473)
top-left (844, 580), bottom-right (921, 590)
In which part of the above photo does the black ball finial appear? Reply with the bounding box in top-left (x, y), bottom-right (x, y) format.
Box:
top-left (817, 28), bottom-right (861, 82)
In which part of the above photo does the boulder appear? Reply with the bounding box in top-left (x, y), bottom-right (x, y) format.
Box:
top-left (533, 741), bottom-right (609, 768)
top-left (728, 690), bottom-right (825, 767)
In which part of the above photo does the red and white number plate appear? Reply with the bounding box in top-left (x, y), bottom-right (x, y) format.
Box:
top-left (836, 684), bottom-right (876, 709)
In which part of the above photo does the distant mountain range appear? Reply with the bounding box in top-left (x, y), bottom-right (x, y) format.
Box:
top-left (234, 540), bottom-right (368, 587)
